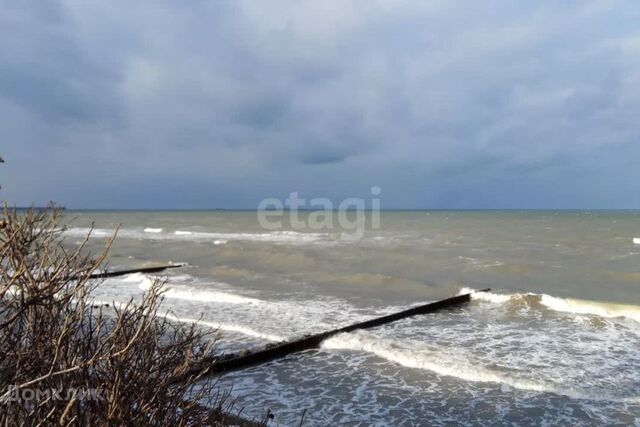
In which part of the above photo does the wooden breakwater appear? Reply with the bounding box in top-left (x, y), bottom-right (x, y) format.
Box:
top-left (185, 288), bottom-right (489, 379)
top-left (85, 263), bottom-right (183, 279)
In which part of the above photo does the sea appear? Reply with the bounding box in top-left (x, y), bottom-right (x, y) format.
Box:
top-left (62, 210), bottom-right (640, 426)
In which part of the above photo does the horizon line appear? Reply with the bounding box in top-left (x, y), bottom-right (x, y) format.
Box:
top-left (10, 207), bottom-right (640, 212)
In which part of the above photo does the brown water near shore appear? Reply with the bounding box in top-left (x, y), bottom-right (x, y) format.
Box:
top-left (64, 211), bottom-right (640, 425)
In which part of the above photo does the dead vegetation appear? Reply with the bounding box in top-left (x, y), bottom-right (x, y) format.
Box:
top-left (0, 206), bottom-right (266, 426)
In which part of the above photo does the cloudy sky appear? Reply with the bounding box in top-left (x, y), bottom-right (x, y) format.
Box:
top-left (1, 0), bottom-right (640, 209)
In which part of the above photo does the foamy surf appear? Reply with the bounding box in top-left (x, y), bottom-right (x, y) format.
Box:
top-left (131, 273), bottom-right (263, 305)
top-left (168, 230), bottom-right (328, 243)
top-left (101, 272), bottom-right (376, 336)
top-left (61, 227), bottom-right (113, 238)
top-left (63, 227), bottom-right (328, 244)
top-left (93, 274), bottom-right (640, 409)
top-left (322, 331), bottom-right (551, 392)
top-left (459, 287), bottom-right (511, 303)
top-left (321, 331), bottom-right (640, 403)
top-left (539, 294), bottom-right (640, 323)
top-left (163, 313), bottom-right (286, 342)
top-left (460, 287), bottom-right (640, 323)
top-left (89, 297), bottom-right (285, 342)
top-left (63, 210), bottom-right (640, 425)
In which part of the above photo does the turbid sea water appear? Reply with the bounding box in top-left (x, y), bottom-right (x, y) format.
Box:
top-left (62, 211), bottom-right (640, 426)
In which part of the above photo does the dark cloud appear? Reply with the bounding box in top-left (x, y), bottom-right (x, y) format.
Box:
top-left (0, 1), bottom-right (122, 126)
top-left (1, 0), bottom-right (640, 208)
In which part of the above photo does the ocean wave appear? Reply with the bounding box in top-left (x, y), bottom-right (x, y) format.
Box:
top-left (460, 287), bottom-right (640, 323)
top-left (128, 273), bottom-right (263, 305)
top-left (90, 296), bottom-right (285, 342)
top-left (169, 230), bottom-right (327, 243)
top-left (322, 331), bottom-right (640, 403)
top-left (458, 256), bottom-right (505, 269)
top-left (62, 227), bottom-right (328, 244)
top-left (609, 251), bottom-right (640, 260)
top-left (163, 313), bottom-right (286, 342)
top-left (62, 227), bottom-right (113, 238)
top-left (92, 274), bottom-right (640, 405)
top-left (101, 272), bottom-right (378, 340)
top-left (323, 331), bottom-right (549, 392)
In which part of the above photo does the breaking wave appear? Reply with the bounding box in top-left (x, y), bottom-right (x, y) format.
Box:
top-left (63, 227), bottom-right (328, 245)
top-left (89, 296), bottom-right (284, 342)
top-left (460, 287), bottom-right (640, 322)
top-left (163, 313), bottom-right (286, 342)
top-left (126, 273), bottom-right (264, 305)
top-left (321, 331), bottom-right (640, 403)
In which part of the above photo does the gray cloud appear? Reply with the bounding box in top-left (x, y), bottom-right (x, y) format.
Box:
top-left (0, 1), bottom-right (122, 126)
top-left (301, 151), bottom-right (351, 166)
top-left (1, 0), bottom-right (640, 208)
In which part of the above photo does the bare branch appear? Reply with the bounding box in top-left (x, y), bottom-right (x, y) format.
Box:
top-left (0, 207), bottom-right (266, 426)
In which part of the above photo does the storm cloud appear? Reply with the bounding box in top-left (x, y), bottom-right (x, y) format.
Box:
top-left (2, 0), bottom-right (640, 208)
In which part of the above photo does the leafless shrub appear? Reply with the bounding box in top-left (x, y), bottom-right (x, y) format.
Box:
top-left (0, 206), bottom-right (265, 426)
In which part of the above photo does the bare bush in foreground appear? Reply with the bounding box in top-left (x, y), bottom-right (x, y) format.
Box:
top-left (0, 207), bottom-right (263, 426)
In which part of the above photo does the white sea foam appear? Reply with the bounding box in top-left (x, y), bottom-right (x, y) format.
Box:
top-left (460, 287), bottom-right (640, 323)
top-left (609, 251), bottom-right (639, 260)
top-left (133, 274), bottom-right (263, 305)
top-left (89, 296), bottom-right (285, 341)
top-left (121, 272), bottom-right (153, 285)
top-left (539, 294), bottom-right (640, 323)
top-left (459, 287), bottom-right (512, 303)
top-left (323, 332), bottom-right (550, 391)
top-left (94, 274), bottom-right (640, 406)
top-left (163, 313), bottom-right (286, 342)
top-left (169, 230), bottom-right (327, 243)
top-left (159, 287), bottom-right (261, 305)
top-left (633, 237), bottom-right (640, 245)
top-left (101, 272), bottom-right (375, 341)
top-left (62, 227), bottom-right (124, 239)
top-left (63, 227), bottom-right (328, 244)
top-left (62, 227), bottom-right (112, 238)
top-left (458, 257), bottom-right (505, 269)
top-left (322, 331), bottom-right (640, 403)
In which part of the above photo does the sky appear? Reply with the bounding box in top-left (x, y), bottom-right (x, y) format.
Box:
top-left (1, 0), bottom-right (640, 209)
